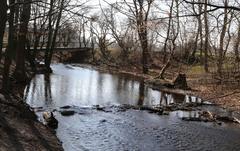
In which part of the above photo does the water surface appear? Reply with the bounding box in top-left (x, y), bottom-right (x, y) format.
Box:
top-left (24, 64), bottom-right (240, 151)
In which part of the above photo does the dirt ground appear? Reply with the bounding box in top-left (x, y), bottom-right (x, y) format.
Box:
top-left (0, 93), bottom-right (63, 151)
top-left (0, 63), bottom-right (63, 150)
top-left (187, 73), bottom-right (240, 112)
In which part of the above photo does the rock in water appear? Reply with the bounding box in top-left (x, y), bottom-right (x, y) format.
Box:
top-left (100, 119), bottom-right (107, 123)
top-left (182, 117), bottom-right (201, 121)
top-left (60, 105), bottom-right (72, 109)
top-left (43, 112), bottom-right (58, 129)
top-left (60, 110), bottom-right (75, 116)
top-left (173, 73), bottom-right (189, 90)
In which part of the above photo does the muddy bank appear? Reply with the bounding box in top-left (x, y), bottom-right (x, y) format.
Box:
top-left (0, 62), bottom-right (63, 150)
top-left (79, 63), bottom-right (240, 113)
top-left (189, 83), bottom-right (240, 113)
top-left (0, 93), bottom-right (63, 151)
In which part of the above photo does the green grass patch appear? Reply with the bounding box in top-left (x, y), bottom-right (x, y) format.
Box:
top-left (188, 65), bottom-right (205, 75)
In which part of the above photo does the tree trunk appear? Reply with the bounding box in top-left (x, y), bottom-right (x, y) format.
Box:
top-left (45, 0), bottom-right (54, 70)
top-left (137, 15), bottom-right (149, 74)
top-left (163, 0), bottom-right (174, 64)
top-left (140, 29), bottom-right (149, 74)
top-left (45, 0), bottom-right (65, 70)
top-left (217, 0), bottom-right (228, 78)
top-left (234, 24), bottom-right (240, 62)
top-left (14, 0), bottom-right (31, 82)
top-left (203, 0), bottom-right (209, 72)
top-left (133, 0), bottom-right (153, 74)
top-left (137, 8), bottom-right (148, 74)
top-left (190, 2), bottom-right (203, 63)
top-left (0, 0), bottom-right (8, 61)
top-left (199, 10), bottom-right (203, 64)
top-left (158, 56), bottom-right (171, 79)
top-left (2, 0), bottom-right (16, 92)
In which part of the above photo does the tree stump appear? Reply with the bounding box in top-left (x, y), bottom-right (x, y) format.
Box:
top-left (173, 73), bottom-right (189, 90)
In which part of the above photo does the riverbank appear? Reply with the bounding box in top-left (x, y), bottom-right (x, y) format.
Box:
top-left (0, 63), bottom-right (63, 150)
top-left (83, 62), bottom-right (240, 113)
top-left (0, 94), bottom-right (63, 151)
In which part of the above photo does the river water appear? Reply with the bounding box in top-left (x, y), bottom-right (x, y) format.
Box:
top-left (24, 64), bottom-right (240, 151)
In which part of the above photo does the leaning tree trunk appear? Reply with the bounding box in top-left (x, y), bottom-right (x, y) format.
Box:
top-left (0, 0), bottom-right (8, 61)
top-left (14, 0), bottom-right (31, 83)
top-left (158, 57), bottom-right (171, 79)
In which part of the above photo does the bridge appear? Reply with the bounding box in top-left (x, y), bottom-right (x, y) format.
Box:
top-left (32, 47), bottom-right (92, 52)
top-left (31, 47), bottom-right (93, 63)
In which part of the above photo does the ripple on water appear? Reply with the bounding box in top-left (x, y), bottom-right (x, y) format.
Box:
top-left (24, 64), bottom-right (240, 151)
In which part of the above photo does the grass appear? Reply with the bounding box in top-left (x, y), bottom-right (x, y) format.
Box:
top-left (188, 65), bottom-right (205, 75)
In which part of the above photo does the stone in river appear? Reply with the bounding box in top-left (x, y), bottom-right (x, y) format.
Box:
top-left (60, 105), bottom-right (72, 109)
top-left (60, 110), bottom-right (75, 116)
top-left (100, 119), bottom-right (107, 123)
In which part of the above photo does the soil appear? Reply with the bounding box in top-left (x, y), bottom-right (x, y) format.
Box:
top-left (0, 63), bottom-right (63, 150)
top-left (188, 79), bottom-right (240, 112)
top-left (0, 94), bottom-right (63, 151)
top-left (0, 94), bottom-right (62, 151)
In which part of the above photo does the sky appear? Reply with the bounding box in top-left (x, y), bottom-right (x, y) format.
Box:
top-left (65, 0), bottom-right (240, 50)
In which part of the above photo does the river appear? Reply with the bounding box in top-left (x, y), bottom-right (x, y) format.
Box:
top-left (24, 64), bottom-right (240, 151)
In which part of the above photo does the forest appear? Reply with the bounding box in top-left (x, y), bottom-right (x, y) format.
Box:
top-left (1, 0), bottom-right (240, 151)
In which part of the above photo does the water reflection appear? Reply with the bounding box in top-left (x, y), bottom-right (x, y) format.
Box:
top-left (172, 93), bottom-right (185, 104)
top-left (137, 82), bottom-right (145, 106)
top-left (159, 92), bottom-right (168, 106)
top-left (23, 64), bottom-right (240, 151)
top-left (24, 64), bottom-right (201, 108)
top-left (44, 74), bottom-right (52, 103)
